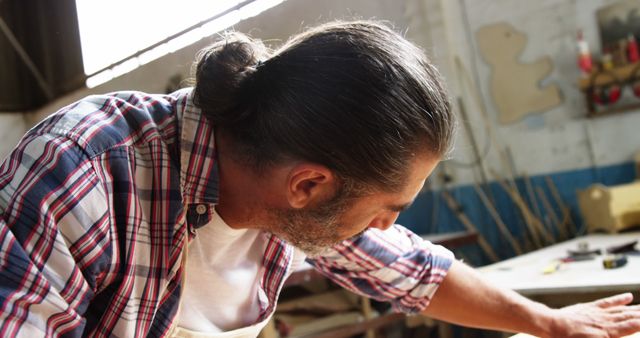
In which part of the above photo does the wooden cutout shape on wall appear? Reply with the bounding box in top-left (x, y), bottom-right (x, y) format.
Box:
top-left (476, 22), bottom-right (562, 124)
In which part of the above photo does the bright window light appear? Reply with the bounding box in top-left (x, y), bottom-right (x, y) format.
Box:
top-left (76, 0), bottom-right (284, 87)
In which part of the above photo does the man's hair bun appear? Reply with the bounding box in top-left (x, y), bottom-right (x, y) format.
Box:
top-left (193, 32), bottom-right (269, 126)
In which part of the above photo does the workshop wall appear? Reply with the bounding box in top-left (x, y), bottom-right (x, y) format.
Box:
top-left (430, 0), bottom-right (640, 186)
top-left (396, 0), bottom-right (640, 266)
top-left (0, 113), bottom-right (27, 158)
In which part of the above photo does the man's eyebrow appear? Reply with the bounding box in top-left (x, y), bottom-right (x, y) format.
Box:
top-left (387, 202), bottom-right (413, 212)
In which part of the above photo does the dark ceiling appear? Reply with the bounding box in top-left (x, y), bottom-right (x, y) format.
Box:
top-left (0, 0), bottom-right (85, 112)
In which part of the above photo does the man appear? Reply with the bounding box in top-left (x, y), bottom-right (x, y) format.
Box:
top-left (0, 20), bottom-right (639, 338)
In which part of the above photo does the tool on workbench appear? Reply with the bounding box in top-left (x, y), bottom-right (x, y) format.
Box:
top-left (543, 241), bottom-right (601, 274)
top-left (567, 241), bottom-right (601, 259)
top-left (542, 254), bottom-right (595, 274)
top-left (544, 240), bottom-right (636, 274)
top-left (603, 254), bottom-right (628, 269)
top-left (542, 257), bottom-right (574, 274)
top-left (606, 239), bottom-right (639, 254)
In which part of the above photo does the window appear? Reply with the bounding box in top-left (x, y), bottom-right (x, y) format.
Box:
top-left (75, 0), bottom-right (285, 87)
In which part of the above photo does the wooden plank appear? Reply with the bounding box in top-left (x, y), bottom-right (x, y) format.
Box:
top-left (495, 178), bottom-right (554, 247)
top-left (301, 313), bottom-right (406, 338)
top-left (545, 177), bottom-right (577, 235)
top-left (536, 186), bottom-right (567, 241)
top-left (523, 173), bottom-right (545, 230)
top-left (361, 297), bottom-right (375, 338)
top-left (442, 190), bottom-right (500, 262)
top-left (473, 183), bottom-right (523, 255)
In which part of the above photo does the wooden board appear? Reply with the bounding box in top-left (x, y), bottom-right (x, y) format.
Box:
top-left (476, 22), bottom-right (562, 124)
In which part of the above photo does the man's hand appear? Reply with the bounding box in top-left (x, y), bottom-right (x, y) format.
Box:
top-left (547, 293), bottom-right (640, 338)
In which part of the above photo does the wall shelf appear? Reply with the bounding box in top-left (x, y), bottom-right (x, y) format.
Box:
top-left (579, 62), bottom-right (640, 90)
top-left (578, 62), bottom-right (640, 117)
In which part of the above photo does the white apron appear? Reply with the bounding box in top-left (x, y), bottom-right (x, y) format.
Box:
top-left (170, 314), bottom-right (273, 338)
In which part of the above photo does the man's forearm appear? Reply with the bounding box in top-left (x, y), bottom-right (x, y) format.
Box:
top-left (421, 260), bottom-right (640, 337)
top-left (421, 260), bottom-right (554, 336)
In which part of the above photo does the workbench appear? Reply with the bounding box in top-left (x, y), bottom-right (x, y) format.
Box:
top-left (478, 232), bottom-right (640, 306)
top-left (479, 232), bottom-right (640, 338)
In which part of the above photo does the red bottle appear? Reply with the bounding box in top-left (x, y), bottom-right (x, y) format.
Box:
top-left (628, 34), bottom-right (639, 63)
top-left (577, 30), bottom-right (592, 76)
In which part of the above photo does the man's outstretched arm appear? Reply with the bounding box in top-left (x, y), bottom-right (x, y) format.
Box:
top-left (422, 260), bottom-right (640, 337)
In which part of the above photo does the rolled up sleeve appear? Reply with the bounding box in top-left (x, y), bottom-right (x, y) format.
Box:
top-left (307, 224), bottom-right (454, 313)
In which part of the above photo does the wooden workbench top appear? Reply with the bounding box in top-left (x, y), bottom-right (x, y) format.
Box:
top-left (478, 232), bottom-right (640, 296)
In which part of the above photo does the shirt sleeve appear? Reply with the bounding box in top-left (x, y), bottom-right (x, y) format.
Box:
top-left (0, 132), bottom-right (112, 337)
top-left (306, 224), bottom-right (454, 313)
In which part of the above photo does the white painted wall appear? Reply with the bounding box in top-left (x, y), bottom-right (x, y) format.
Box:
top-left (0, 114), bottom-right (28, 159)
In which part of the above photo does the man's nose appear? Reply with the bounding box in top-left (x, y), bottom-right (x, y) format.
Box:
top-left (368, 211), bottom-right (400, 231)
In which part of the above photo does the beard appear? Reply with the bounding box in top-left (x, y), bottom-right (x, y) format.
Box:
top-left (271, 189), bottom-right (360, 256)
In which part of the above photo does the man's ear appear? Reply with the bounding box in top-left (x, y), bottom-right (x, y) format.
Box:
top-left (286, 163), bottom-right (336, 209)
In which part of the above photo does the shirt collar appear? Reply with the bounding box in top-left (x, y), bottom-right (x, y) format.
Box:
top-left (174, 90), bottom-right (295, 288)
top-left (176, 88), bottom-right (220, 206)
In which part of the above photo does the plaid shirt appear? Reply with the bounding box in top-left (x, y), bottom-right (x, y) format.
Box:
top-left (0, 89), bottom-right (453, 337)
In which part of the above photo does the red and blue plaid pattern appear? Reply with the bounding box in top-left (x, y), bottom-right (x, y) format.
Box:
top-left (0, 89), bottom-right (452, 337)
